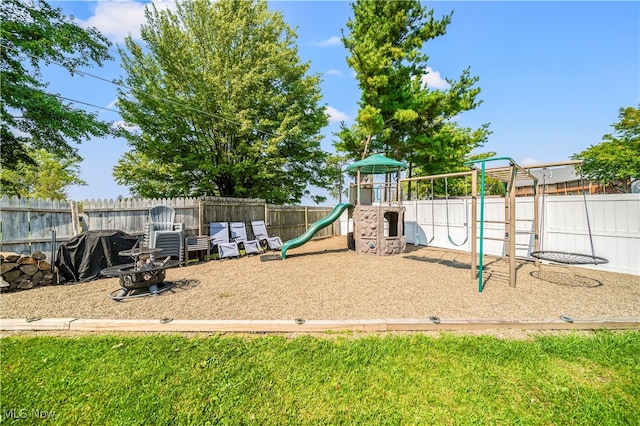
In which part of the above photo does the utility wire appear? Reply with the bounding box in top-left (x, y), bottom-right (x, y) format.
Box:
top-left (3, 43), bottom-right (281, 138)
top-left (2, 80), bottom-right (121, 115)
top-left (56, 94), bottom-right (121, 114)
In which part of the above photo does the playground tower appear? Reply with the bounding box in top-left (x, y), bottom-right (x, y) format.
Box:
top-left (346, 154), bottom-right (407, 256)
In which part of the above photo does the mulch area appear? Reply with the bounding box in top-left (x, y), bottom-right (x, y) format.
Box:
top-left (2, 236), bottom-right (639, 324)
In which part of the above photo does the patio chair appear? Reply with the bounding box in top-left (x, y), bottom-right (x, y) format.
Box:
top-left (146, 205), bottom-right (184, 264)
top-left (209, 222), bottom-right (240, 260)
top-left (250, 220), bottom-right (283, 251)
top-left (230, 222), bottom-right (262, 255)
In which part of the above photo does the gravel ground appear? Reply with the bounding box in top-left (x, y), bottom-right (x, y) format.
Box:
top-left (1, 236), bottom-right (639, 321)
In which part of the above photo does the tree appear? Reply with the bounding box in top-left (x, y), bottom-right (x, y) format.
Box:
top-left (113, 151), bottom-right (185, 199)
top-left (0, 149), bottom-right (86, 200)
top-left (0, 0), bottom-right (113, 196)
top-left (324, 154), bottom-right (350, 203)
top-left (405, 151), bottom-right (504, 199)
top-left (115, 0), bottom-right (331, 204)
top-left (336, 0), bottom-right (489, 177)
top-left (572, 105), bottom-right (640, 193)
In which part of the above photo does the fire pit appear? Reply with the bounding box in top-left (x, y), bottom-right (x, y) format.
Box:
top-left (101, 248), bottom-right (180, 301)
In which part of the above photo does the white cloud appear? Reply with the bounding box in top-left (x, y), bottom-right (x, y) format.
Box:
top-left (11, 127), bottom-right (31, 139)
top-left (327, 69), bottom-right (342, 76)
top-left (421, 66), bottom-right (450, 90)
top-left (111, 120), bottom-right (140, 133)
top-left (79, 1), bottom-right (177, 43)
top-left (325, 106), bottom-right (350, 123)
top-left (312, 36), bottom-right (341, 47)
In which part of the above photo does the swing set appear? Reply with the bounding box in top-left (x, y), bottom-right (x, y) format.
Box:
top-left (403, 171), bottom-right (472, 248)
top-left (404, 157), bottom-right (607, 293)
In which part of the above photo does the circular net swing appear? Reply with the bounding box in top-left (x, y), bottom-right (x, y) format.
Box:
top-left (530, 250), bottom-right (608, 265)
top-left (530, 168), bottom-right (608, 266)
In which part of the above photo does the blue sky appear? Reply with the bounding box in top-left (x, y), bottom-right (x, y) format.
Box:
top-left (45, 1), bottom-right (639, 203)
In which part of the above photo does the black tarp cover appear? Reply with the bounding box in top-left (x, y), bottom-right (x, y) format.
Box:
top-left (55, 230), bottom-right (139, 283)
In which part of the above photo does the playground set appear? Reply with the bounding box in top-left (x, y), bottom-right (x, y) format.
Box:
top-left (4, 156), bottom-right (628, 335)
top-left (281, 154), bottom-right (608, 293)
top-left (91, 154), bottom-right (608, 299)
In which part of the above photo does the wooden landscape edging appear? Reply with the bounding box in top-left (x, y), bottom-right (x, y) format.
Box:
top-left (0, 318), bottom-right (77, 331)
top-left (2, 318), bottom-right (639, 333)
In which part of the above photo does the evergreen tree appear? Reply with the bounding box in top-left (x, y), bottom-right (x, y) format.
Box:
top-left (336, 0), bottom-right (490, 178)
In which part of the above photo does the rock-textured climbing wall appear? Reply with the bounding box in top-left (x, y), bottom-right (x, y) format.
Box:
top-left (353, 205), bottom-right (406, 256)
top-left (355, 206), bottom-right (378, 255)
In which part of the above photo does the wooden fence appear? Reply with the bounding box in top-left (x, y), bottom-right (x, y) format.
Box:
top-left (80, 197), bottom-right (202, 237)
top-left (0, 197), bottom-right (75, 259)
top-left (0, 195), bottom-right (336, 262)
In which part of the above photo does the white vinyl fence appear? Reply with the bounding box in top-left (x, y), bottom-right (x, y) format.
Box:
top-left (338, 194), bottom-right (640, 276)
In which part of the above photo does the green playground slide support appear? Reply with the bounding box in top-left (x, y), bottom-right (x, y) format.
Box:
top-left (281, 203), bottom-right (353, 259)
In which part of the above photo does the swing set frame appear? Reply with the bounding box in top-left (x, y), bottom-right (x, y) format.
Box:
top-left (402, 158), bottom-right (607, 292)
top-left (403, 163), bottom-right (539, 292)
top-left (402, 170), bottom-right (474, 248)
top-left (463, 157), bottom-right (542, 292)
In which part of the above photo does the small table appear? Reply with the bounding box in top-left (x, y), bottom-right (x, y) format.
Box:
top-left (185, 235), bottom-right (211, 263)
top-left (119, 247), bottom-right (165, 270)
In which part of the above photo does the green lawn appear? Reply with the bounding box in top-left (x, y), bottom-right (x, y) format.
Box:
top-left (2, 331), bottom-right (638, 425)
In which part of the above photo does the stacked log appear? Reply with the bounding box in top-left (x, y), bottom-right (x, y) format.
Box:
top-left (1, 251), bottom-right (56, 292)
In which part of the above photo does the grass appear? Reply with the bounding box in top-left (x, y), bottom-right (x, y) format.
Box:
top-left (1, 330), bottom-right (639, 425)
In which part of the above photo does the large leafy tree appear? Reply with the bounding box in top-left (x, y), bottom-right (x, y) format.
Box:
top-left (0, 149), bottom-right (86, 200)
top-left (572, 105), bottom-right (640, 193)
top-left (115, 0), bottom-right (332, 204)
top-left (337, 0), bottom-right (489, 177)
top-left (0, 0), bottom-right (113, 196)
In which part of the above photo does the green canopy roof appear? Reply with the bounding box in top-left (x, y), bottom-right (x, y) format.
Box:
top-left (346, 154), bottom-right (408, 174)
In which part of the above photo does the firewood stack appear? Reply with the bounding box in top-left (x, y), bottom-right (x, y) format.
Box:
top-left (1, 251), bottom-right (56, 292)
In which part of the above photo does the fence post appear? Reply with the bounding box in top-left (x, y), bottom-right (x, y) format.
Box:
top-left (50, 229), bottom-right (56, 272)
top-left (198, 200), bottom-right (203, 235)
top-left (304, 207), bottom-right (309, 230)
top-left (70, 201), bottom-right (80, 236)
